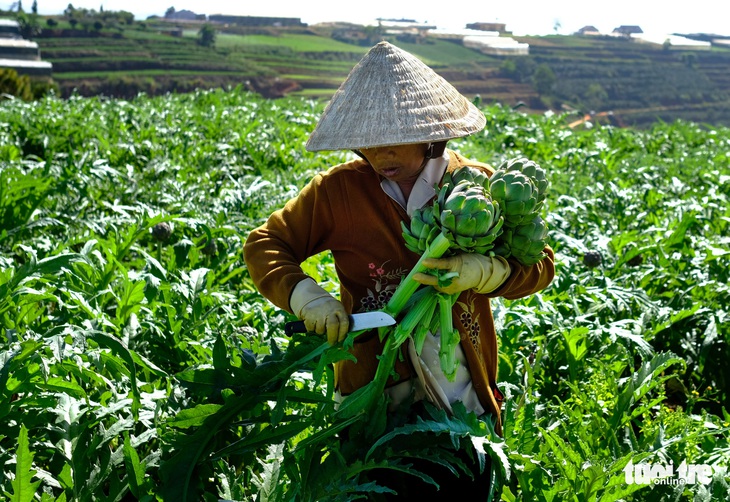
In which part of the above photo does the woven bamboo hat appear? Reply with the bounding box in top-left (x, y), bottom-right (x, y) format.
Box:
top-left (305, 41), bottom-right (486, 152)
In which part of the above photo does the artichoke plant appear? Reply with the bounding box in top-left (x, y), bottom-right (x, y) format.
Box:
top-left (396, 170), bottom-right (507, 382)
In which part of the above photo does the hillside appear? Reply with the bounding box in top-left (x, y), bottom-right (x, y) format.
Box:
top-left (519, 34), bottom-right (730, 127)
top-left (12, 15), bottom-right (730, 128)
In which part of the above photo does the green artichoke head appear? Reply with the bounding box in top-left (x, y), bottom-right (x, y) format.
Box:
top-left (436, 180), bottom-right (503, 254)
top-left (498, 157), bottom-right (549, 204)
top-left (450, 166), bottom-right (490, 190)
top-left (402, 204), bottom-right (440, 254)
top-left (488, 170), bottom-right (541, 227)
top-left (496, 215), bottom-right (549, 266)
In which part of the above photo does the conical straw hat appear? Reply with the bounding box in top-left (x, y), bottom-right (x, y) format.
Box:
top-left (305, 41), bottom-right (486, 152)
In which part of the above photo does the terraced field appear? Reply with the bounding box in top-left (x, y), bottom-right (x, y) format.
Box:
top-left (518, 34), bottom-right (730, 126)
top-left (38, 27), bottom-right (269, 96)
top-left (32, 22), bottom-right (730, 127)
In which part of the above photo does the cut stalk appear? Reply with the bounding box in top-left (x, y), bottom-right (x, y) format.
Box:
top-left (412, 293), bottom-right (439, 355)
top-left (392, 288), bottom-right (438, 346)
top-left (335, 333), bottom-right (398, 419)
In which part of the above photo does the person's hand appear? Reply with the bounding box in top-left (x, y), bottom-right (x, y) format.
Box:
top-left (290, 278), bottom-right (349, 344)
top-left (413, 254), bottom-right (511, 295)
top-left (299, 296), bottom-right (349, 345)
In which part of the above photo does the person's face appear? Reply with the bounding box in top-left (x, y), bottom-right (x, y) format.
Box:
top-left (360, 143), bottom-right (429, 184)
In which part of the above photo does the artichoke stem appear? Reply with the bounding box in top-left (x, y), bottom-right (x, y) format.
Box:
top-left (385, 231), bottom-right (451, 317)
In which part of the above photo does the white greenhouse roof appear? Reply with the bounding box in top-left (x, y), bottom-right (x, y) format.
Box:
top-left (428, 28), bottom-right (500, 38)
top-left (631, 33), bottom-right (712, 48)
top-left (0, 58), bottom-right (52, 69)
top-left (0, 38), bottom-right (38, 49)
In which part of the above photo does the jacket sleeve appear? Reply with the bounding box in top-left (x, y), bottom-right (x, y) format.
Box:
top-left (243, 173), bottom-right (336, 313)
top-left (487, 245), bottom-right (555, 300)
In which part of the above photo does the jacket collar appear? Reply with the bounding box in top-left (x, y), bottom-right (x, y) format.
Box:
top-left (380, 151), bottom-right (448, 217)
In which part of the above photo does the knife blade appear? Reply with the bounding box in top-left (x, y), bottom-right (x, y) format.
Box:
top-left (284, 311), bottom-right (396, 336)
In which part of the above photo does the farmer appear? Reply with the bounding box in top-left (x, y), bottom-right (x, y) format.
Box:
top-left (243, 41), bottom-right (554, 496)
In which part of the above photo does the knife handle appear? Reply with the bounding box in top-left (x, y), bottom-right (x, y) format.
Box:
top-left (285, 321), bottom-right (306, 336)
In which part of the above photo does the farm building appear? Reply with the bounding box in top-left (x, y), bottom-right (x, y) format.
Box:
top-left (428, 27), bottom-right (496, 42)
top-left (0, 18), bottom-right (21, 38)
top-left (208, 15), bottom-right (305, 27)
top-left (0, 39), bottom-right (43, 60)
top-left (372, 18), bottom-right (436, 42)
top-left (463, 35), bottom-right (529, 56)
top-left (165, 9), bottom-right (200, 21)
top-left (0, 57), bottom-right (52, 76)
top-left (429, 28), bottom-right (529, 56)
top-left (0, 19), bottom-right (53, 77)
top-left (377, 18), bottom-right (436, 33)
top-left (612, 25), bottom-right (643, 37)
top-left (631, 32), bottom-right (712, 50)
top-left (576, 25), bottom-right (601, 36)
top-left (466, 22), bottom-right (508, 34)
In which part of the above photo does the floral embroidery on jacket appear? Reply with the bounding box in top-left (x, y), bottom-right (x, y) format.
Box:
top-left (359, 261), bottom-right (408, 312)
top-left (456, 291), bottom-right (482, 349)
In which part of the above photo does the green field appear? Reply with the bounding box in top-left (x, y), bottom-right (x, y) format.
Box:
top-left (1, 87), bottom-right (729, 500)
top-left (212, 32), bottom-right (368, 53)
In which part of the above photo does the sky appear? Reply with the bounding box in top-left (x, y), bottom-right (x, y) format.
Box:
top-left (27, 0), bottom-right (730, 36)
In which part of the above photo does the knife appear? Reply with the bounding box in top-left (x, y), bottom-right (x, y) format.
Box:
top-left (284, 311), bottom-right (396, 336)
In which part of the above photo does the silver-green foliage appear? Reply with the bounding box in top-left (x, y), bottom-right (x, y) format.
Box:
top-left (1, 91), bottom-right (729, 501)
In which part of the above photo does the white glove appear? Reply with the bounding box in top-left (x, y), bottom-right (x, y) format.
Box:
top-left (413, 254), bottom-right (511, 295)
top-left (290, 278), bottom-right (349, 345)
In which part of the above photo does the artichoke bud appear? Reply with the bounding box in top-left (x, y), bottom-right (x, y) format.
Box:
top-left (583, 251), bottom-right (602, 268)
top-left (152, 222), bottom-right (172, 242)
